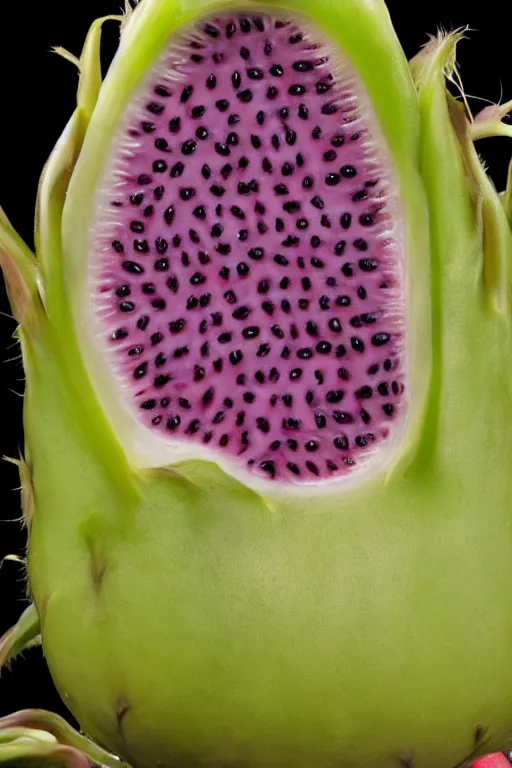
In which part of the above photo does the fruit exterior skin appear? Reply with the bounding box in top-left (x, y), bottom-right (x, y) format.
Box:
top-left (2, 1), bottom-right (512, 767)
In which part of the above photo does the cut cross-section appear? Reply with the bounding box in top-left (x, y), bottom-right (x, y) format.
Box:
top-left (91, 12), bottom-right (406, 484)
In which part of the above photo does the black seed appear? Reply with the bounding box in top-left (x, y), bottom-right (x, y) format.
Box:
top-left (326, 390), bottom-right (344, 403)
top-left (310, 236), bottom-right (321, 250)
top-left (352, 190), bottom-right (368, 203)
top-left (248, 67), bottom-right (264, 80)
top-left (383, 404), bottom-right (395, 417)
top-left (242, 326), bottom-right (260, 339)
top-left (311, 257), bottom-right (324, 269)
top-left (275, 217), bottom-right (285, 232)
top-left (206, 74), bottom-right (217, 89)
top-left (360, 213), bottom-right (376, 227)
top-left (155, 137), bottom-right (170, 153)
top-left (296, 153), bottom-right (305, 167)
top-left (138, 174), bottom-right (152, 185)
top-left (271, 134), bottom-right (281, 150)
top-left (372, 333), bottom-right (391, 346)
top-left (212, 410), bottom-right (224, 424)
top-left (186, 419), bottom-right (201, 435)
top-left (361, 312), bottom-right (378, 324)
top-left (281, 346), bottom-right (291, 359)
top-left (304, 440), bottom-right (319, 453)
top-left (325, 173), bottom-right (341, 186)
top-left (351, 337), bottom-right (365, 352)
top-left (306, 320), bottom-right (318, 336)
top-left (360, 409), bottom-right (371, 425)
top-left (154, 258), bottom-right (169, 271)
top-left (236, 262), bottom-right (249, 277)
top-left (166, 275), bottom-right (179, 293)
top-left (141, 122), bottom-right (156, 133)
top-left (194, 365), bottom-right (206, 381)
top-left (167, 415), bottom-right (181, 430)
top-left (336, 367), bottom-right (349, 382)
top-left (243, 392), bottom-right (256, 405)
top-left (356, 386), bottom-right (373, 399)
top-left (315, 370), bottom-right (324, 385)
top-left (180, 85), bottom-right (194, 103)
top-left (186, 295), bottom-right (198, 310)
top-left (355, 436), bottom-right (367, 448)
top-left (181, 140), bottom-right (197, 156)
top-left (122, 260), bottom-right (144, 275)
top-left (238, 89), bottom-right (253, 103)
top-left (134, 362), bottom-right (148, 379)
top-left (302, 176), bottom-right (314, 189)
top-left (297, 348), bottom-right (313, 359)
top-left (289, 84), bottom-right (306, 96)
top-left (336, 344), bottom-right (347, 358)
top-left (282, 394), bottom-right (293, 408)
top-left (215, 142), bottom-right (231, 157)
top-left (377, 383), bottom-right (389, 397)
top-left (319, 295), bottom-right (330, 310)
top-left (282, 235), bottom-right (299, 247)
top-left (168, 161), bottom-right (184, 179)
top-left (153, 159), bottom-right (168, 173)
top-left (326, 277), bottom-right (337, 287)
top-left (334, 241), bottom-right (346, 256)
top-left (321, 102), bottom-right (338, 115)
top-left (323, 149), bottom-right (337, 163)
top-left (112, 240), bottom-right (124, 253)
top-left (266, 85), bottom-right (279, 100)
top-left (340, 165), bottom-right (357, 178)
top-left (331, 134), bottom-right (345, 147)
top-left (316, 341), bottom-right (332, 355)
top-left (168, 117), bottom-right (181, 133)
top-left (133, 239), bottom-right (149, 253)
top-left (258, 460), bottom-right (275, 478)
top-left (341, 262), bottom-right (353, 277)
top-left (195, 126), bottom-right (209, 140)
top-left (289, 368), bottom-right (302, 381)
top-left (328, 318), bottom-right (342, 333)
top-left (282, 201), bottom-right (299, 215)
top-left (199, 164), bottom-right (211, 181)
top-left (255, 370), bottom-right (265, 384)
top-left (311, 196), bottom-right (324, 209)
top-left (334, 435), bottom-right (349, 450)
top-left (280, 277), bottom-right (290, 289)
top-left (255, 202), bottom-right (265, 215)
top-left (270, 324), bottom-right (284, 339)
top-left (359, 258), bottom-right (377, 272)
top-left (284, 130), bottom-right (297, 147)
top-left (238, 229), bottom-right (249, 241)
top-left (261, 301), bottom-right (275, 316)
top-left (350, 316), bottom-right (362, 329)
top-left (273, 254), bottom-right (288, 267)
top-left (112, 328), bottom-right (129, 340)
top-left (257, 343), bottom-right (271, 357)
top-left (174, 345), bottom-right (189, 358)
top-left (287, 456), bottom-right (300, 472)
top-left (204, 22), bottom-right (220, 37)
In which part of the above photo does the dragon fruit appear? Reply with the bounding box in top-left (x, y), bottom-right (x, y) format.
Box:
top-left (1, 0), bottom-right (512, 766)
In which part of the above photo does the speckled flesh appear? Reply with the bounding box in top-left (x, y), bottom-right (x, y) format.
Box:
top-left (93, 13), bottom-right (405, 484)
top-left (1, 2), bottom-right (512, 768)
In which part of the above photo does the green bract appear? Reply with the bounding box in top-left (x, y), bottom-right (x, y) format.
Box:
top-left (1, 2), bottom-right (512, 767)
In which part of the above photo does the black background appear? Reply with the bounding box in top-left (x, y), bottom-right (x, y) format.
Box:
top-left (0, 0), bottom-right (510, 725)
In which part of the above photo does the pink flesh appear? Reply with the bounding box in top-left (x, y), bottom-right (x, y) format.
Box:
top-left (93, 13), bottom-right (406, 483)
top-left (472, 756), bottom-right (511, 768)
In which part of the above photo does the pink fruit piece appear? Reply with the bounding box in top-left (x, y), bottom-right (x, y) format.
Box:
top-left (473, 754), bottom-right (511, 768)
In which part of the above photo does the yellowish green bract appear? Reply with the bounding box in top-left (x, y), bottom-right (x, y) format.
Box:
top-left (1, 1), bottom-right (512, 767)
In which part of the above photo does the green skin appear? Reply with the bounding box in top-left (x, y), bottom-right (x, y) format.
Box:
top-left (2, 1), bottom-right (512, 767)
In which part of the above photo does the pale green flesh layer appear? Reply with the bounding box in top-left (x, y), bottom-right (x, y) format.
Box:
top-left (1, 0), bottom-right (512, 766)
